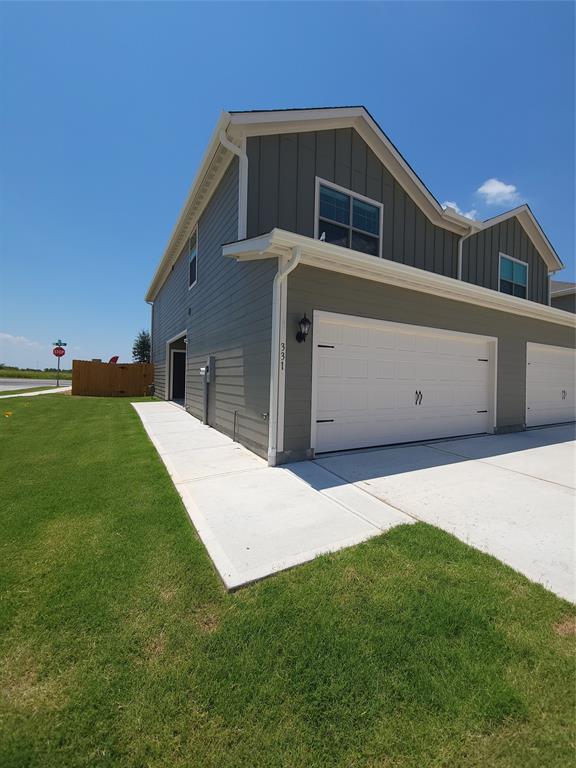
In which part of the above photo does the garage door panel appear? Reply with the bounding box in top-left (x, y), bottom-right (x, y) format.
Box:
top-left (526, 343), bottom-right (576, 427)
top-left (313, 313), bottom-right (494, 452)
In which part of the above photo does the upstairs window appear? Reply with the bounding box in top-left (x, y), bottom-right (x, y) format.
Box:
top-left (316, 180), bottom-right (382, 258)
top-left (499, 253), bottom-right (527, 298)
top-left (188, 229), bottom-right (198, 289)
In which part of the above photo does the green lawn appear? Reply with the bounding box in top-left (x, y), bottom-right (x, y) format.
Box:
top-left (0, 368), bottom-right (72, 380)
top-left (1, 396), bottom-right (574, 768)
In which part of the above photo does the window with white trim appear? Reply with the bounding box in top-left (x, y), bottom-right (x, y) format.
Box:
top-left (188, 229), bottom-right (198, 289)
top-left (317, 180), bottom-right (382, 257)
top-left (499, 253), bottom-right (527, 298)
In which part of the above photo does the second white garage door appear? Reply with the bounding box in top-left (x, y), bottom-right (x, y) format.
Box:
top-left (526, 343), bottom-right (576, 427)
top-left (312, 312), bottom-right (496, 453)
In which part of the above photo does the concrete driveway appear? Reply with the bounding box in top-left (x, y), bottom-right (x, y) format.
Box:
top-left (133, 402), bottom-right (574, 600)
top-left (315, 425), bottom-right (575, 602)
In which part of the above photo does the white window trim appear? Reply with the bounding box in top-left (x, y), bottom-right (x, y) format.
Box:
top-left (498, 252), bottom-right (529, 298)
top-left (188, 226), bottom-right (198, 290)
top-left (314, 177), bottom-right (384, 259)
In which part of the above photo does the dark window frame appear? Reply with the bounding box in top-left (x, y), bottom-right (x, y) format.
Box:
top-left (315, 177), bottom-right (383, 258)
top-left (499, 252), bottom-right (528, 299)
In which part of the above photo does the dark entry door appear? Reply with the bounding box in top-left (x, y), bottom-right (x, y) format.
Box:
top-left (171, 351), bottom-right (186, 401)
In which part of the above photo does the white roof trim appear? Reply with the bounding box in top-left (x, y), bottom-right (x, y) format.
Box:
top-left (480, 205), bottom-right (563, 272)
top-left (223, 229), bottom-right (575, 329)
top-left (146, 111), bottom-right (233, 301)
top-left (147, 107), bottom-right (563, 301)
top-left (551, 286), bottom-right (576, 297)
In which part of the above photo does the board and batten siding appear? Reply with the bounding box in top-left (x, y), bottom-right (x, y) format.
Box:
top-left (280, 265), bottom-right (575, 462)
top-left (246, 128), bottom-right (460, 278)
top-left (463, 217), bottom-right (550, 305)
top-left (151, 158), bottom-right (276, 457)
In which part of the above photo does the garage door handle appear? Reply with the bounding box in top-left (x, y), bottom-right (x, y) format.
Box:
top-left (316, 419), bottom-right (335, 423)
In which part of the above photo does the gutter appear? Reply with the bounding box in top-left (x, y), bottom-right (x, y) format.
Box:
top-left (268, 246), bottom-right (302, 466)
top-left (219, 130), bottom-right (248, 239)
top-left (457, 225), bottom-right (477, 281)
top-left (223, 229), bottom-right (576, 329)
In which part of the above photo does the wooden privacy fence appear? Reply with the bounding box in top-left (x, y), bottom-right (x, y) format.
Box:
top-left (72, 360), bottom-right (154, 397)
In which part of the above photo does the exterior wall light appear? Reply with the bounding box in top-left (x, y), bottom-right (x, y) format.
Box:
top-left (296, 313), bottom-right (311, 343)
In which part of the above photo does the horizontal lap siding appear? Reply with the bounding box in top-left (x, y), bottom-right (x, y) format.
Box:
top-left (463, 218), bottom-right (549, 305)
top-left (151, 244), bottom-right (189, 399)
top-left (552, 293), bottom-right (576, 313)
top-left (152, 158), bottom-right (275, 457)
top-left (246, 129), bottom-right (459, 278)
top-left (281, 265), bottom-right (575, 460)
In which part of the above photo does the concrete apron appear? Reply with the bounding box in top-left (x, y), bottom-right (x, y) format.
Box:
top-left (315, 424), bottom-right (576, 603)
top-left (131, 402), bottom-right (411, 590)
top-left (132, 402), bottom-right (574, 600)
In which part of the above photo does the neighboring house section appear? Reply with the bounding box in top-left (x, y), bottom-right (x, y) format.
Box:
top-left (147, 106), bottom-right (575, 465)
top-left (462, 216), bottom-right (550, 305)
top-left (551, 280), bottom-right (576, 314)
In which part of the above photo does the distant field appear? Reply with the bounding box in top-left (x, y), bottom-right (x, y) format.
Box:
top-left (0, 368), bottom-right (72, 380)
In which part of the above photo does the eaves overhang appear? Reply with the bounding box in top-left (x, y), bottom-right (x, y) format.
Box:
top-left (223, 229), bottom-right (576, 329)
top-left (551, 286), bottom-right (576, 297)
top-left (147, 106), bottom-right (564, 302)
top-left (145, 111), bottom-right (234, 302)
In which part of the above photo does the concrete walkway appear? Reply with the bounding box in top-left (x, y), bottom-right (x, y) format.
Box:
top-left (132, 402), bottom-right (411, 589)
top-left (316, 425), bottom-right (575, 602)
top-left (0, 386), bottom-right (71, 399)
top-left (133, 402), bottom-right (574, 600)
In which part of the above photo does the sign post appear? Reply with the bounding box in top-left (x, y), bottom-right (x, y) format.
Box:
top-left (52, 339), bottom-right (67, 387)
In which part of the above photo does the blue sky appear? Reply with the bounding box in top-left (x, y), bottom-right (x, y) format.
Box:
top-left (1, 1), bottom-right (574, 368)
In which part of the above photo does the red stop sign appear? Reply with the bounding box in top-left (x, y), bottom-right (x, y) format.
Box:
top-left (53, 346), bottom-right (65, 358)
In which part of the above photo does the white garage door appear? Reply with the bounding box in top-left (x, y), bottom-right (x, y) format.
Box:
top-left (312, 312), bottom-right (495, 453)
top-left (526, 343), bottom-right (576, 427)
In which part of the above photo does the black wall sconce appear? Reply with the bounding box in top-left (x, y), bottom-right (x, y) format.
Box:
top-left (296, 313), bottom-right (311, 343)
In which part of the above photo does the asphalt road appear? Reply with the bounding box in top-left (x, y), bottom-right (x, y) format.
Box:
top-left (0, 378), bottom-right (67, 392)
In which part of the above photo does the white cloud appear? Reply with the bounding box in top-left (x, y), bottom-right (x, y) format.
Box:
top-left (442, 201), bottom-right (478, 221)
top-left (476, 178), bottom-right (520, 206)
top-left (0, 332), bottom-right (42, 349)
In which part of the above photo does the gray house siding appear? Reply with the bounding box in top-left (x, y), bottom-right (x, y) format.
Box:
top-left (552, 293), bottom-right (576, 314)
top-left (280, 265), bottom-right (575, 462)
top-left (151, 158), bottom-right (276, 457)
top-left (247, 129), bottom-right (460, 278)
top-left (151, 245), bottom-right (189, 399)
top-left (462, 217), bottom-right (549, 305)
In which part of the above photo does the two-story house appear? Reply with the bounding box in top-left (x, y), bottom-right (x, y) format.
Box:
top-left (146, 107), bottom-right (575, 465)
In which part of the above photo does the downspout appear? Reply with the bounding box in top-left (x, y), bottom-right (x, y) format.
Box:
top-left (268, 246), bottom-right (302, 466)
top-left (146, 300), bottom-right (154, 362)
top-left (457, 225), bottom-right (477, 281)
top-left (219, 130), bottom-right (248, 239)
top-left (547, 271), bottom-right (552, 305)
top-left (146, 299), bottom-right (154, 395)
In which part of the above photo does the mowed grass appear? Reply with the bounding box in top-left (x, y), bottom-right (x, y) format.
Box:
top-left (0, 368), bottom-right (72, 380)
top-left (1, 396), bottom-right (574, 768)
